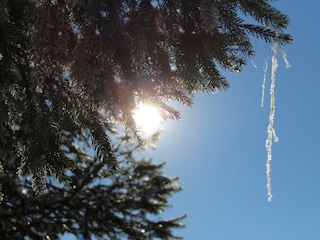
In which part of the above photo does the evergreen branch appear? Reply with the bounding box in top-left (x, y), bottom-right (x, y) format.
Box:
top-left (238, 0), bottom-right (291, 30)
top-left (242, 24), bottom-right (293, 45)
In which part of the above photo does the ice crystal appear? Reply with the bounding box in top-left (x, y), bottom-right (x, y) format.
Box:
top-left (261, 60), bottom-right (268, 107)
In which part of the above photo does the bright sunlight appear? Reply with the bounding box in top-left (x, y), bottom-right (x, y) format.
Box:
top-left (133, 104), bottom-right (162, 135)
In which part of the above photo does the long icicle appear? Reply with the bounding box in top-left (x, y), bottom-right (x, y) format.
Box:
top-left (266, 41), bottom-right (279, 202)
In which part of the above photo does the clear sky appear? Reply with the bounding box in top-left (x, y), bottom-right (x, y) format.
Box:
top-left (139, 1), bottom-right (320, 240)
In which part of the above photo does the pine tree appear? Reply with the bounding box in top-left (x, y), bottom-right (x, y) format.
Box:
top-left (0, 129), bottom-right (185, 239)
top-left (0, 0), bottom-right (292, 193)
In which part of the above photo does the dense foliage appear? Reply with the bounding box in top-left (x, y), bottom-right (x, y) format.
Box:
top-left (0, 0), bottom-right (291, 192)
top-left (0, 130), bottom-right (185, 239)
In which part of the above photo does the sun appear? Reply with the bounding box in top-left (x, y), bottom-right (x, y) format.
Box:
top-left (133, 104), bottom-right (162, 134)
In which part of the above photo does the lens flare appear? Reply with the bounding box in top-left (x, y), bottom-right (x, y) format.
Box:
top-left (133, 104), bottom-right (162, 134)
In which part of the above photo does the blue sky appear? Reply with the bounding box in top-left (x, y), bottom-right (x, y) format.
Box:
top-left (139, 1), bottom-right (320, 240)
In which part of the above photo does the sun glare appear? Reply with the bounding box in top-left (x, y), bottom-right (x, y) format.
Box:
top-left (133, 104), bottom-right (162, 134)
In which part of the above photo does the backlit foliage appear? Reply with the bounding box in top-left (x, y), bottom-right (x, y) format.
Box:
top-left (0, 0), bottom-right (291, 195)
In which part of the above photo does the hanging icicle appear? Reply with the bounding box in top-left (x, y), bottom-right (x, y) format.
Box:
top-left (265, 41), bottom-right (279, 202)
top-left (263, 40), bottom-right (290, 202)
